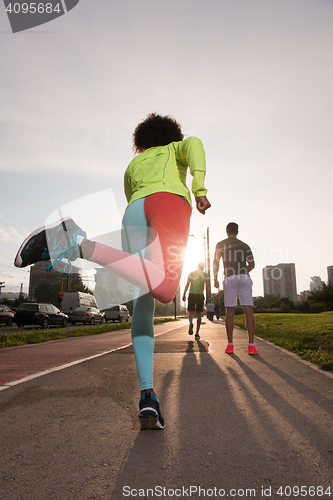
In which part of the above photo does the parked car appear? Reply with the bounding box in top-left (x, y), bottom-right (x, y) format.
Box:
top-left (103, 304), bottom-right (130, 323)
top-left (0, 305), bottom-right (15, 326)
top-left (69, 306), bottom-right (105, 325)
top-left (14, 303), bottom-right (68, 329)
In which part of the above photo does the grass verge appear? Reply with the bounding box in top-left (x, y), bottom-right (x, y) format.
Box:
top-left (233, 311), bottom-right (333, 373)
top-left (0, 318), bottom-right (177, 349)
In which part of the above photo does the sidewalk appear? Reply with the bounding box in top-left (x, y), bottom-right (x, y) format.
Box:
top-left (0, 319), bottom-right (333, 500)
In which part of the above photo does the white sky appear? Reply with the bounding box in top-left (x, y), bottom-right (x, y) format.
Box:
top-left (1, 0), bottom-right (332, 298)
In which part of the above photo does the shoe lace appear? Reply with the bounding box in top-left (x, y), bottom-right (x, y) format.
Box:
top-left (46, 250), bottom-right (73, 274)
top-left (46, 230), bottom-right (77, 275)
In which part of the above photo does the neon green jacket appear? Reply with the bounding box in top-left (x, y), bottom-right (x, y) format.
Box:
top-left (124, 136), bottom-right (207, 209)
top-left (189, 270), bottom-right (210, 294)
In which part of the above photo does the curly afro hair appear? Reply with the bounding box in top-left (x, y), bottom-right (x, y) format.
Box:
top-left (133, 113), bottom-right (184, 152)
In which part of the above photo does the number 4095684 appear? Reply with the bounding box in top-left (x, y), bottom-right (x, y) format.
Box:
top-left (276, 486), bottom-right (332, 497)
top-left (5, 3), bottom-right (62, 14)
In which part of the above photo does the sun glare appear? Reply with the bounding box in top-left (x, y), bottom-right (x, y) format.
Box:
top-left (180, 235), bottom-right (207, 297)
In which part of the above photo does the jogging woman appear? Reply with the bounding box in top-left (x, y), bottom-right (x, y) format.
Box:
top-left (15, 113), bottom-right (211, 430)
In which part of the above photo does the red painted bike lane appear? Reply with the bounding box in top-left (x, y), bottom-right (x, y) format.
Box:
top-left (0, 321), bottom-right (188, 388)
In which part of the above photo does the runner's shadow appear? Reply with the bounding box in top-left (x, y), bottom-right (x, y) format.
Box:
top-left (248, 354), bottom-right (333, 415)
top-left (186, 341), bottom-right (194, 352)
top-left (111, 330), bottom-right (333, 496)
top-left (226, 354), bottom-right (333, 463)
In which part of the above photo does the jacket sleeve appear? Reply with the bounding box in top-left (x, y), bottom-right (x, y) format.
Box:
top-left (176, 137), bottom-right (207, 198)
top-left (124, 167), bottom-right (133, 203)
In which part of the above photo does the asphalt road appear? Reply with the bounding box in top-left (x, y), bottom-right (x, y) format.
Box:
top-left (0, 319), bottom-right (332, 500)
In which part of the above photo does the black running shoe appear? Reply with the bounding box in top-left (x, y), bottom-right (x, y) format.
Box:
top-left (188, 323), bottom-right (194, 335)
top-left (195, 333), bottom-right (200, 340)
top-left (139, 392), bottom-right (165, 430)
top-left (14, 217), bottom-right (86, 274)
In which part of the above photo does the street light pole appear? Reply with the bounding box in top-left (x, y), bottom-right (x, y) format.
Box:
top-left (189, 231), bottom-right (207, 269)
top-left (188, 229), bottom-right (211, 298)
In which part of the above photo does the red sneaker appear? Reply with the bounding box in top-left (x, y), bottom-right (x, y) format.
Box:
top-left (225, 344), bottom-right (234, 354)
top-left (248, 345), bottom-right (258, 355)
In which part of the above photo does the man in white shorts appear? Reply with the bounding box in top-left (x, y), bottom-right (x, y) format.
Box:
top-left (213, 222), bottom-right (257, 355)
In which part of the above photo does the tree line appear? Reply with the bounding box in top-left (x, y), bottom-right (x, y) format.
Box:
top-left (209, 283), bottom-right (333, 315)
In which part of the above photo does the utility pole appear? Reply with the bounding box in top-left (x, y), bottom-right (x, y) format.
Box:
top-left (0, 282), bottom-right (5, 300)
top-left (173, 288), bottom-right (179, 320)
top-left (206, 227), bottom-right (211, 299)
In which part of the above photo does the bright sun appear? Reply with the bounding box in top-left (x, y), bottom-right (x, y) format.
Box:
top-left (180, 235), bottom-right (208, 298)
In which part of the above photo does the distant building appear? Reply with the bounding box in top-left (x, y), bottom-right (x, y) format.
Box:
top-left (328, 265), bottom-right (333, 284)
top-left (29, 261), bottom-right (81, 300)
top-left (299, 290), bottom-right (310, 301)
top-left (262, 263), bottom-right (297, 303)
top-left (94, 268), bottom-right (133, 297)
top-left (309, 276), bottom-right (324, 292)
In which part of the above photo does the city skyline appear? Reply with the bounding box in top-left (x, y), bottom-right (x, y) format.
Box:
top-left (9, 254), bottom-right (332, 304)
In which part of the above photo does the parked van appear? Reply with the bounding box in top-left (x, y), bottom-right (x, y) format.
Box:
top-left (61, 291), bottom-right (98, 314)
top-left (103, 304), bottom-right (130, 323)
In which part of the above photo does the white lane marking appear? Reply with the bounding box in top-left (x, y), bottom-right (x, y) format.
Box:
top-left (0, 322), bottom-right (187, 391)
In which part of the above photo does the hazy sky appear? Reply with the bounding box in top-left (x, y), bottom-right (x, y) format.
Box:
top-left (1, 0), bottom-right (332, 298)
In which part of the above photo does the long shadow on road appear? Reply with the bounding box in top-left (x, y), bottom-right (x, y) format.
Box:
top-left (111, 337), bottom-right (333, 498)
top-left (1, 326), bottom-right (333, 500)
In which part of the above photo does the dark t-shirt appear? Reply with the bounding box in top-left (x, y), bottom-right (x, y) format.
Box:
top-left (214, 237), bottom-right (253, 277)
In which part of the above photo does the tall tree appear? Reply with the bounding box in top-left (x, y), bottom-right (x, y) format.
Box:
top-left (256, 294), bottom-right (281, 309)
top-left (34, 281), bottom-right (62, 304)
top-left (94, 285), bottom-right (126, 310)
top-left (309, 283), bottom-right (333, 311)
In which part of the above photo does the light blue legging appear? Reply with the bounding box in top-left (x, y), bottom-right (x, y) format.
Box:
top-left (121, 198), bottom-right (155, 390)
